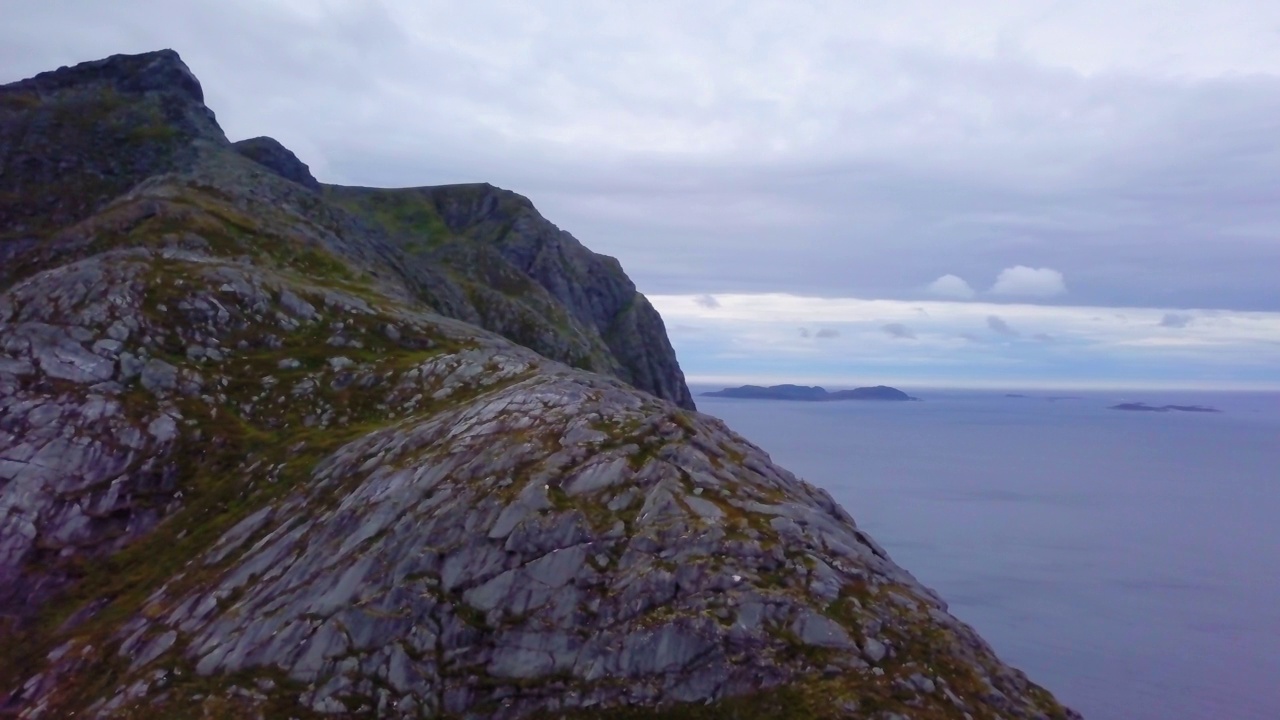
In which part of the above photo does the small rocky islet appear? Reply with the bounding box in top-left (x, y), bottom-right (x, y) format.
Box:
top-left (703, 385), bottom-right (917, 402)
top-left (1108, 402), bottom-right (1221, 413)
top-left (0, 50), bottom-right (1079, 718)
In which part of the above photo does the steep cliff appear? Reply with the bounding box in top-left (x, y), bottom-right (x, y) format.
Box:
top-left (0, 50), bottom-right (1076, 719)
top-left (325, 184), bottom-right (696, 410)
top-left (0, 50), bottom-right (224, 256)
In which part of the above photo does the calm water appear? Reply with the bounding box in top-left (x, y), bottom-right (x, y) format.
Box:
top-left (697, 388), bottom-right (1280, 720)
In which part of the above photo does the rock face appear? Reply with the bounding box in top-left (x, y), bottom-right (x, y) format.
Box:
top-left (0, 51), bottom-right (1077, 719)
top-left (0, 49), bottom-right (224, 253)
top-left (232, 135), bottom-right (321, 191)
top-left (326, 184), bottom-right (696, 410)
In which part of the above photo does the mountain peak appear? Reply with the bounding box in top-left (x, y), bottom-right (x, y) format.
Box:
top-left (0, 49), bottom-right (228, 245)
top-left (6, 48), bottom-right (205, 103)
top-left (232, 136), bottom-right (321, 191)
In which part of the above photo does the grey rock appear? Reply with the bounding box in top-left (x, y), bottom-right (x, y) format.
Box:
top-left (145, 414), bottom-right (178, 443)
top-left (564, 457), bottom-right (630, 496)
top-left (524, 544), bottom-right (588, 588)
top-left (32, 333), bottom-right (115, 383)
top-left (232, 136), bottom-right (321, 191)
top-left (488, 482), bottom-right (552, 540)
top-left (93, 338), bottom-right (124, 355)
top-left (684, 495), bottom-right (725, 522)
top-left (140, 359), bottom-right (178, 393)
top-left (128, 630), bottom-right (177, 671)
top-left (278, 290), bottom-right (316, 320)
top-left (862, 637), bottom-right (888, 664)
top-left (792, 609), bottom-right (856, 650)
top-left (594, 621), bottom-right (716, 677)
top-left (488, 646), bottom-right (554, 679)
top-left (909, 672), bottom-right (937, 694)
top-left (118, 352), bottom-right (145, 381)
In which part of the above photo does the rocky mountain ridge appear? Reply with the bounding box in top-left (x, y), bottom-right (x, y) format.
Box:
top-left (0, 49), bottom-right (693, 412)
top-left (0, 50), bottom-right (1077, 719)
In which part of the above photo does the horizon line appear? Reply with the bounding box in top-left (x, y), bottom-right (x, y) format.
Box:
top-left (684, 375), bottom-right (1280, 392)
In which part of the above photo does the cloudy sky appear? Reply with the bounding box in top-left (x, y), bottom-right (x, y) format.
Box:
top-left (5, 1), bottom-right (1280, 389)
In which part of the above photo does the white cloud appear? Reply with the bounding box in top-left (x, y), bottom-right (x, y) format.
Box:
top-left (694, 294), bottom-right (720, 308)
top-left (650, 292), bottom-right (1280, 388)
top-left (988, 266), bottom-right (1067, 297)
top-left (927, 274), bottom-right (976, 299)
top-left (649, 292), bottom-right (1280, 350)
top-left (1160, 312), bottom-right (1193, 328)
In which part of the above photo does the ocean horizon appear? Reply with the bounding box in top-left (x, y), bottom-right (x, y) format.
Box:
top-left (697, 386), bottom-right (1280, 720)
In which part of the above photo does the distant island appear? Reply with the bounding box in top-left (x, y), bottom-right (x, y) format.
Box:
top-left (1109, 402), bottom-right (1221, 413)
top-left (702, 384), bottom-right (917, 401)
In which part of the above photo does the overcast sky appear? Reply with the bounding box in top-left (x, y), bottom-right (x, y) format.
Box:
top-left (4, 1), bottom-right (1279, 388)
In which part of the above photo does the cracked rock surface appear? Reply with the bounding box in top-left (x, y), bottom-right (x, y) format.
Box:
top-left (0, 50), bottom-right (1078, 719)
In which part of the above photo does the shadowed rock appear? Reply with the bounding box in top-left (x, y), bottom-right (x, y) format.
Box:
top-left (326, 183), bottom-right (697, 410)
top-left (232, 136), bottom-right (320, 191)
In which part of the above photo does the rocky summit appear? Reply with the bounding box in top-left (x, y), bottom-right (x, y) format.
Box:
top-left (0, 50), bottom-right (1078, 719)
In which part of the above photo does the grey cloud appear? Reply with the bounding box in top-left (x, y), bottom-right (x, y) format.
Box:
top-left (987, 315), bottom-right (1020, 337)
top-left (1160, 312), bottom-right (1193, 328)
top-left (815, 328), bottom-right (840, 339)
top-left (1033, 333), bottom-right (1055, 342)
top-left (4, 3), bottom-right (1280, 311)
top-left (881, 323), bottom-right (916, 339)
top-left (798, 327), bottom-right (811, 338)
top-left (694, 294), bottom-right (720, 308)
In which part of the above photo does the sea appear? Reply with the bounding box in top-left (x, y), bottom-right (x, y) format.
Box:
top-left (695, 387), bottom-right (1280, 720)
